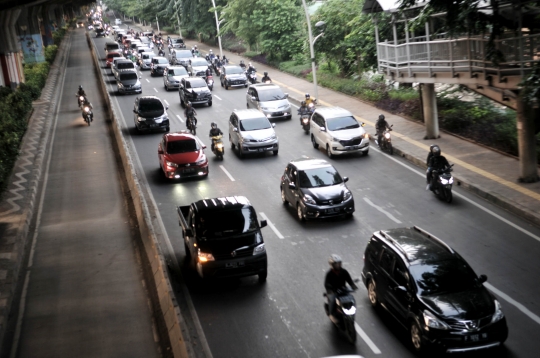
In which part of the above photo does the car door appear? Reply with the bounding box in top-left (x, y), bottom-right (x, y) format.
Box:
top-left (220, 68), bottom-right (226, 83)
top-left (133, 98), bottom-right (139, 124)
top-left (311, 113), bottom-right (325, 145)
top-left (285, 165), bottom-right (299, 204)
top-left (385, 259), bottom-right (413, 322)
top-left (246, 88), bottom-right (256, 109)
top-left (375, 248), bottom-right (396, 309)
top-left (179, 78), bottom-right (186, 100)
top-left (229, 114), bottom-right (237, 146)
top-left (158, 137), bottom-right (166, 168)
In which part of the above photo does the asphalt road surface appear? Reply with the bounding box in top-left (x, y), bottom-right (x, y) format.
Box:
top-left (91, 28), bottom-right (540, 358)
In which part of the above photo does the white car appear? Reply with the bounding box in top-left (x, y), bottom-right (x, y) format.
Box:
top-left (310, 107), bottom-right (370, 158)
top-left (115, 18), bottom-right (122, 25)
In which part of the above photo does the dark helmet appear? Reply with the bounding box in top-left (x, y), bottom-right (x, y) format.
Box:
top-left (264, 71), bottom-right (268, 76)
top-left (222, 55), bottom-right (227, 59)
top-left (79, 85), bottom-right (83, 90)
top-left (211, 122), bottom-right (217, 129)
top-left (378, 114), bottom-right (385, 121)
top-left (328, 254), bottom-right (342, 270)
top-left (432, 145), bottom-right (441, 157)
top-left (240, 60), bottom-right (244, 65)
top-left (429, 144), bottom-right (440, 153)
top-left (301, 101), bottom-right (306, 106)
top-left (305, 93), bottom-right (310, 99)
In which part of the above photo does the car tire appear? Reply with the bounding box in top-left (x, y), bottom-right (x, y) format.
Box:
top-left (244, 84), bottom-right (248, 88)
top-left (410, 321), bottom-right (428, 354)
top-left (208, 101), bottom-right (212, 107)
top-left (258, 270), bottom-right (267, 283)
top-left (326, 145), bottom-right (334, 159)
top-left (363, 149), bottom-right (369, 156)
top-left (297, 203), bottom-right (305, 222)
top-left (220, 80), bottom-right (224, 87)
top-left (225, 82), bottom-right (229, 90)
top-left (311, 135), bottom-right (319, 149)
top-left (165, 126), bottom-right (170, 132)
top-left (281, 188), bottom-right (288, 205)
top-left (180, 97), bottom-right (185, 108)
top-left (229, 135), bottom-right (235, 149)
top-left (246, 102), bottom-right (249, 109)
top-left (368, 280), bottom-right (378, 307)
top-left (165, 84), bottom-right (169, 91)
top-left (273, 150), bottom-right (278, 156)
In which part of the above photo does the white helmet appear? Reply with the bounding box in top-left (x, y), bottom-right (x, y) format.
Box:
top-left (328, 254), bottom-right (342, 269)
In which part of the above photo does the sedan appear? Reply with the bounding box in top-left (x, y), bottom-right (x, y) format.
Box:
top-left (158, 131), bottom-right (208, 179)
top-left (280, 157), bottom-right (354, 221)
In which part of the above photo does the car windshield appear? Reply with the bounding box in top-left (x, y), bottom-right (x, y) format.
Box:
top-left (191, 59), bottom-right (208, 66)
top-left (120, 72), bottom-right (138, 80)
top-left (226, 66), bottom-right (244, 75)
top-left (189, 78), bottom-right (206, 88)
top-left (258, 88), bottom-right (287, 101)
top-left (196, 208), bottom-right (258, 239)
top-left (173, 39), bottom-right (183, 44)
top-left (409, 260), bottom-right (480, 296)
top-left (177, 51), bottom-right (192, 58)
top-left (167, 139), bottom-right (199, 154)
top-left (326, 116), bottom-right (360, 131)
top-left (169, 68), bottom-right (187, 76)
top-left (156, 58), bottom-right (169, 64)
top-left (298, 167), bottom-right (343, 188)
top-left (138, 100), bottom-right (164, 116)
top-left (142, 53), bottom-right (154, 60)
top-left (239, 117), bottom-right (271, 131)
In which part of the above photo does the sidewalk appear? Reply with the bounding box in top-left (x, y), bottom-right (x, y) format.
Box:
top-left (132, 23), bottom-right (540, 227)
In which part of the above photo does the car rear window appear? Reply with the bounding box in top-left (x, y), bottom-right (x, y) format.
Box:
top-left (138, 99), bottom-right (164, 116)
top-left (120, 72), bottom-right (138, 80)
top-left (142, 53), bottom-right (154, 60)
top-left (167, 139), bottom-right (199, 154)
top-left (173, 39), bottom-right (184, 44)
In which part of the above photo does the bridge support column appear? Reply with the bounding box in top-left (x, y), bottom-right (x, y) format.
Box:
top-left (517, 95), bottom-right (539, 182)
top-left (421, 83), bottom-right (439, 139)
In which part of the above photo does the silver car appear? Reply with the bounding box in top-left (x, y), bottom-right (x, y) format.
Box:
top-left (138, 52), bottom-right (155, 70)
top-left (163, 66), bottom-right (189, 91)
top-left (246, 83), bottom-right (292, 120)
top-left (228, 109), bottom-right (279, 157)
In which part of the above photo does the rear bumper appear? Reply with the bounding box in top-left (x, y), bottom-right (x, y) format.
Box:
top-left (197, 254), bottom-right (267, 279)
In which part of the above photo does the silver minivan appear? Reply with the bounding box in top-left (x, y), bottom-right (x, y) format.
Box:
top-left (246, 83), bottom-right (291, 120)
top-left (228, 109), bottom-right (279, 157)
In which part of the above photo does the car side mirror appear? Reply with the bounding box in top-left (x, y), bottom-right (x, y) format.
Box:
top-left (361, 122), bottom-right (366, 127)
top-left (233, 127), bottom-right (238, 132)
top-left (158, 149), bottom-right (164, 154)
top-left (288, 183), bottom-right (296, 190)
top-left (343, 176), bottom-right (349, 183)
top-left (133, 109), bottom-right (137, 113)
top-left (166, 106), bottom-right (169, 110)
top-left (478, 274), bottom-right (488, 283)
top-left (260, 220), bottom-right (267, 228)
top-left (320, 127), bottom-right (326, 132)
top-left (202, 145), bottom-right (207, 149)
top-left (272, 123), bottom-right (276, 128)
top-left (284, 93), bottom-right (289, 98)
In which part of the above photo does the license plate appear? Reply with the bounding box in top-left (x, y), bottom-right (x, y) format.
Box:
top-left (327, 208), bottom-right (337, 213)
top-left (465, 333), bottom-right (488, 342)
top-left (183, 168), bottom-right (195, 173)
top-left (150, 124), bottom-right (157, 128)
top-left (258, 148), bottom-right (264, 152)
top-left (225, 261), bottom-right (244, 268)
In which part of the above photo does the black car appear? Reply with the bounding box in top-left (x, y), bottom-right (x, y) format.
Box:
top-left (133, 96), bottom-right (170, 132)
top-left (179, 77), bottom-right (212, 107)
top-left (280, 158), bottom-right (354, 221)
top-left (150, 57), bottom-right (169, 76)
top-left (220, 65), bottom-right (248, 89)
top-left (361, 226), bottom-right (508, 354)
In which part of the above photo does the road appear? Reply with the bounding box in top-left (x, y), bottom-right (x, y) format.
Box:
top-left (91, 29), bottom-right (540, 358)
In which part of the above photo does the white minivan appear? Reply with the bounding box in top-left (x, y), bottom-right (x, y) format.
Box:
top-left (310, 107), bottom-right (370, 158)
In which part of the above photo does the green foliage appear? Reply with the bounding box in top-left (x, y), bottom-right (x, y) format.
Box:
top-left (244, 51), bottom-right (259, 58)
top-left (162, 26), bottom-right (175, 34)
top-left (279, 60), bottom-right (311, 77)
top-left (44, 45), bottom-right (58, 64)
top-left (24, 62), bottom-right (50, 92)
top-left (388, 89), bottom-right (419, 101)
top-left (52, 26), bottom-right (67, 46)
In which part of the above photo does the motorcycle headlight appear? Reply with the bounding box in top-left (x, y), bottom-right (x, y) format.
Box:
top-left (303, 194), bottom-right (316, 205)
top-left (165, 160), bottom-right (178, 168)
top-left (253, 243), bottom-right (265, 255)
top-left (302, 117), bottom-right (309, 124)
top-left (384, 132), bottom-right (391, 139)
top-left (309, 103), bottom-right (314, 108)
top-left (216, 142), bottom-right (224, 149)
top-left (441, 178), bottom-right (451, 185)
top-left (491, 300), bottom-right (505, 323)
top-left (449, 177), bottom-right (454, 184)
top-left (84, 107), bottom-right (90, 112)
top-left (198, 249), bottom-right (214, 263)
top-left (423, 310), bottom-right (450, 330)
top-left (343, 190), bottom-right (352, 201)
top-left (118, 82), bottom-right (124, 88)
top-left (195, 156), bottom-right (207, 165)
top-left (79, 96), bottom-right (84, 101)
top-left (342, 306), bottom-right (356, 315)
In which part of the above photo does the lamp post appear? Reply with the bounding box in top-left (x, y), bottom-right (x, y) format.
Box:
top-left (156, 15), bottom-right (160, 34)
top-left (174, 0), bottom-right (182, 38)
top-left (210, 0), bottom-right (223, 58)
top-left (301, 0), bottom-right (324, 101)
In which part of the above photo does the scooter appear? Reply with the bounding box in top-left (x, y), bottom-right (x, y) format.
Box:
top-left (186, 116), bottom-right (197, 135)
top-left (429, 164), bottom-right (454, 203)
top-left (298, 110), bottom-right (310, 134)
top-left (246, 70), bottom-right (257, 84)
top-left (206, 75), bottom-right (214, 91)
top-left (324, 284), bottom-right (358, 344)
top-left (375, 124), bottom-right (393, 155)
top-left (82, 105), bottom-right (93, 126)
top-left (210, 134), bottom-right (225, 160)
top-left (76, 94), bottom-right (85, 107)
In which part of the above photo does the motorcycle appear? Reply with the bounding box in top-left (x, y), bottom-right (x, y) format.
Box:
top-left (82, 105), bottom-right (93, 126)
top-left (324, 284), bottom-right (358, 344)
top-left (186, 116), bottom-right (197, 135)
top-left (246, 70), bottom-right (257, 84)
top-left (375, 124), bottom-right (393, 155)
top-left (205, 75), bottom-right (214, 91)
top-left (298, 110), bottom-right (310, 134)
top-left (430, 164), bottom-right (454, 203)
top-left (76, 94), bottom-right (85, 107)
top-left (210, 135), bottom-right (225, 160)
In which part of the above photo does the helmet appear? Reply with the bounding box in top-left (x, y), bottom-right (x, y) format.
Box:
top-left (192, 47), bottom-right (194, 50)
top-left (79, 85), bottom-right (83, 90)
top-left (432, 145), bottom-right (441, 157)
top-left (187, 101), bottom-right (192, 107)
top-left (429, 144), bottom-right (440, 153)
top-left (264, 71), bottom-right (268, 76)
top-left (209, 49), bottom-right (213, 53)
top-left (194, 45), bottom-right (198, 49)
top-left (249, 62), bottom-right (252, 66)
top-left (301, 101), bottom-right (306, 106)
top-left (211, 122), bottom-right (217, 129)
top-left (240, 60), bottom-right (244, 64)
top-left (223, 55), bottom-right (227, 59)
top-left (378, 114), bottom-right (385, 121)
top-left (305, 93), bottom-right (310, 99)
top-left (328, 254), bottom-right (342, 270)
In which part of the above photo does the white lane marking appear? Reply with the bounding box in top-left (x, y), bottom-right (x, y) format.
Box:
top-left (146, 78), bottom-right (150, 83)
top-left (291, 103), bottom-right (299, 108)
top-left (355, 322), bottom-right (382, 354)
top-left (363, 197), bottom-right (402, 223)
top-left (153, 88), bottom-right (158, 92)
top-left (259, 213), bottom-right (285, 239)
top-left (485, 283), bottom-right (540, 325)
top-left (164, 99), bottom-right (169, 106)
top-left (219, 165), bottom-right (235, 181)
top-left (176, 114), bottom-right (184, 123)
top-left (214, 95), bottom-right (222, 100)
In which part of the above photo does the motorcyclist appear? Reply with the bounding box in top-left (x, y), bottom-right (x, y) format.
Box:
top-left (80, 96), bottom-right (93, 121)
top-left (427, 145), bottom-right (450, 191)
top-left (246, 62), bottom-right (256, 74)
top-left (205, 67), bottom-right (212, 78)
top-left (261, 71), bottom-right (271, 83)
top-left (209, 122), bottom-right (223, 152)
top-left (239, 60), bottom-right (246, 70)
top-left (193, 45), bottom-right (200, 57)
top-left (375, 114), bottom-right (391, 147)
top-left (298, 101), bottom-right (310, 125)
top-left (305, 93), bottom-right (315, 107)
top-left (325, 254), bottom-right (357, 325)
top-left (77, 85), bottom-right (86, 97)
top-left (208, 49), bottom-right (215, 62)
top-left (158, 47), bottom-right (165, 57)
top-left (184, 101), bottom-right (198, 127)
top-left (222, 55), bottom-right (229, 64)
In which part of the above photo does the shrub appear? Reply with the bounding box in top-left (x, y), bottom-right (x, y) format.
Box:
top-left (279, 61), bottom-right (311, 77)
top-left (0, 86), bottom-right (13, 100)
top-left (388, 88), bottom-right (419, 101)
top-left (244, 51), bottom-right (259, 58)
top-left (162, 26), bottom-right (175, 34)
top-left (44, 45), bottom-right (58, 64)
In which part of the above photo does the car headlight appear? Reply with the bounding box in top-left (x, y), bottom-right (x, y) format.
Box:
top-left (253, 243), bottom-right (265, 255)
top-left (118, 82), bottom-right (124, 88)
top-left (165, 161), bottom-right (178, 168)
top-left (423, 310), bottom-right (450, 330)
top-left (270, 134), bottom-right (277, 140)
top-left (491, 300), bottom-right (505, 323)
top-left (198, 249), bottom-right (214, 263)
top-left (332, 137), bottom-right (340, 142)
top-left (195, 156), bottom-right (207, 165)
top-left (137, 116), bottom-right (146, 122)
top-left (364, 133), bottom-right (370, 139)
top-left (303, 194), bottom-right (316, 205)
top-left (343, 190), bottom-right (352, 201)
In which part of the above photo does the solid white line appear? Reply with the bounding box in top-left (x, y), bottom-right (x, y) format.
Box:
top-left (164, 99), bottom-right (169, 106)
top-left (153, 88), bottom-right (158, 92)
top-left (485, 282), bottom-right (540, 325)
top-left (214, 95), bottom-right (222, 100)
top-left (363, 197), bottom-right (402, 223)
top-left (219, 165), bottom-right (235, 181)
top-left (355, 322), bottom-right (382, 354)
top-left (176, 114), bottom-right (184, 123)
top-left (145, 78), bottom-right (150, 83)
top-left (259, 212), bottom-right (285, 239)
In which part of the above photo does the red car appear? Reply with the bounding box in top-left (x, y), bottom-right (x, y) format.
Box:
top-left (158, 131), bottom-right (209, 179)
top-left (106, 51), bottom-right (122, 67)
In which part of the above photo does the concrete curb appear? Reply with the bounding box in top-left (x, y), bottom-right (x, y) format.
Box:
top-left (86, 33), bottom-right (190, 358)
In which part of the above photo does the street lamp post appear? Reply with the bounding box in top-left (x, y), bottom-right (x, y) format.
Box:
top-left (301, 0), bottom-right (324, 101)
top-left (156, 15), bottom-right (160, 34)
top-left (174, 0), bottom-right (182, 38)
top-left (210, 0), bottom-right (223, 58)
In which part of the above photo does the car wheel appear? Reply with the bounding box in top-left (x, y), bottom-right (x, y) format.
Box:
top-left (208, 101), bottom-right (212, 107)
top-left (180, 97), bottom-right (185, 108)
top-left (273, 150), bottom-right (278, 156)
top-left (363, 149), bottom-right (369, 156)
top-left (258, 270), bottom-right (267, 283)
top-left (246, 102), bottom-right (249, 109)
top-left (244, 84), bottom-right (248, 88)
top-left (368, 280), bottom-right (378, 307)
top-left (311, 135), bottom-right (319, 149)
top-left (296, 203), bottom-right (305, 222)
top-left (225, 82), bottom-right (229, 90)
top-left (281, 188), bottom-right (288, 205)
top-left (410, 321), bottom-right (427, 353)
top-left (165, 126), bottom-right (170, 132)
top-left (326, 145), bottom-right (334, 159)
top-left (220, 80), bottom-right (224, 87)
top-left (165, 84), bottom-right (169, 91)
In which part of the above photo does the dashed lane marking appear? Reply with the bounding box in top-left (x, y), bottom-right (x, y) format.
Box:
top-left (259, 213), bottom-right (284, 239)
top-left (176, 114), bottom-right (184, 123)
top-left (219, 165), bottom-right (235, 181)
top-left (153, 88), bottom-right (158, 92)
top-left (355, 322), bottom-right (382, 354)
top-left (214, 95), bottom-right (222, 100)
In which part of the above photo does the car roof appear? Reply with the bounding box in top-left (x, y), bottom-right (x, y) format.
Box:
top-left (289, 157), bottom-right (332, 170)
top-left (137, 95), bottom-right (163, 103)
top-left (223, 65), bottom-right (242, 70)
top-left (314, 107), bottom-right (354, 119)
top-left (250, 83), bottom-right (280, 91)
top-left (192, 196), bottom-right (252, 213)
top-left (153, 56), bottom-right (168, 60)
top-left (164, 130), bottom-right (197, 142)
top-left (233, 109), bottom-right (268, 120)
top-left (116, 59), bottom-right (133, 64)
top-left (107, 51), bottom-right (122, 57)
top-left (375, 226), bottom-right (457, 265)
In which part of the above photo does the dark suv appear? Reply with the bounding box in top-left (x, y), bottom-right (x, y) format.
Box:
top-left (361, 226), bottom-right (508, 354)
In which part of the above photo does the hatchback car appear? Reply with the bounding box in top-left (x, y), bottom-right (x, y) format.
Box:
top-left (138, 52), bottom-right (156, 70)
top-left (246, 83), bottom-right (292, 120)
top-left (170, 49), bottom-right (193, 68)
top-left (220, 65), bottom-right (248, 89)
top-left (310, 107), bottom-right (370, 158)
top-left (280, 158), bottom-right (354, 221)
top-left (164, 66), bottom-right (189, 91)
top-left (187, 57), bottom-right (210, 77)
top-left (170, 38), bottom-right (186, 49)
top-left (362, 226), bottom-right (508, 354)
top-left (133, 96), bottom-right (170, 132)
top-left (228, 109), bottom-right (278, 157)
top-left (150, 57), bottom-right (170, 76)
top-left (179, 77), bottom-right (212, 107)
top-left (158, 131), bottom-right (208, 179)
top-left (117, 70), bottom-right (142, 95)
top-left (105, 51), bottom-right (122, 68)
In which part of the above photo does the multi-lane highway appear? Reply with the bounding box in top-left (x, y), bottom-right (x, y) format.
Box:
top-left (91, 30), bottom-right (540, 358)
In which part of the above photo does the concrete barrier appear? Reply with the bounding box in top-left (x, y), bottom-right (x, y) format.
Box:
top-left (86, 33), bottom-right (190, 358)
